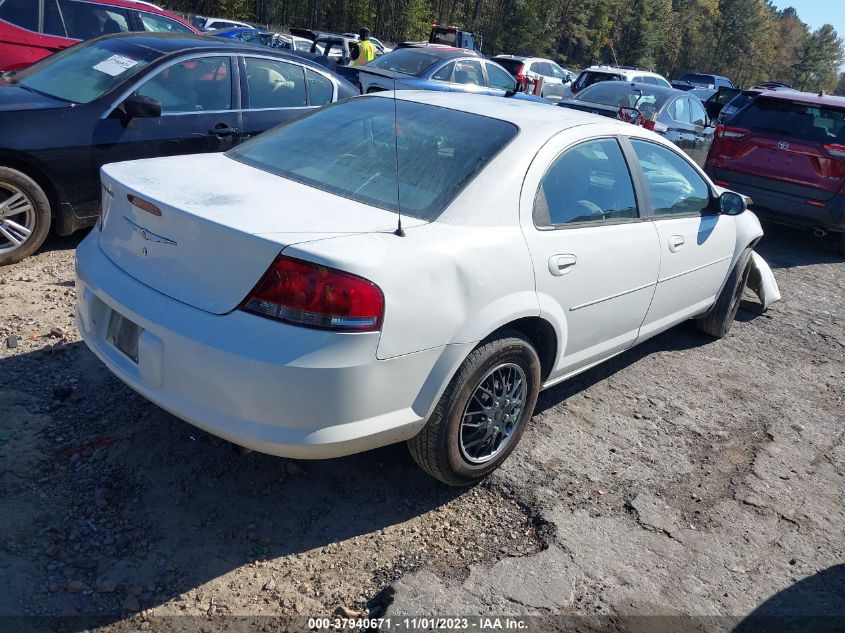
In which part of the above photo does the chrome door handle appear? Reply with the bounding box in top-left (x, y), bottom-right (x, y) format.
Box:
top-left (669, 235), bottom-right (685, 253)
top-left (548, 254), bottom-right (577, 276)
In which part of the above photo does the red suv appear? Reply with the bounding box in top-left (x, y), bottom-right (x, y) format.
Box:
top-left (706, 90), bottom-right (845, 253)
top-left (0, 0), bottom-right (198, 71)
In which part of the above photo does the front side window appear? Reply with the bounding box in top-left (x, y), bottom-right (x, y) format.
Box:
top-left (453, 60), bottom-right (482, 85)
top-left (549, 63), bottom-right (567, 79)
top-left (135, 57), bottom-right (231, 114)
top-left (486, 63), bottom-right (515, 91)
top-left (228, 96), bottom-right (517, 221)
top-left (534, 138), bottom-right (637, 227)
top-left (631, 139), bottom-right (710, 216)
top-left (139, 13), bottom-right (193, 34)
top-left (306, 69), bottom-right (333, 106)
top-left (431, 62), bottom-right (454, 82)
top-left (245, 57), bottom-right (305, 109)
top-left (58, 0), bottom-right (129, 40)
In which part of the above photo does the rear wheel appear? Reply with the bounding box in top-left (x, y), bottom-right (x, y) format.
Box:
top-left (694, 247), bottom-right (752, 338)
top-left (0, 167), bottom-right (51, 266)
top-left (408, 331), bottom-right (541, 486)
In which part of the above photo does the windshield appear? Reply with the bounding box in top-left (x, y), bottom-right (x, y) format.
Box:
top-left (732, 97), bottom-right (845, 144)
top-left (11, 39), bottom-right (157, 103)
top-left (228, 96), bottom-right (518, 221)
top-left (576, 82), bottom-right (668, 111)
top-left (493, 58), bottom-right (523, 77)
top-left (575, 71), bottom-right (623, 91)
top-left (366, 50), bottom-right (443, 76)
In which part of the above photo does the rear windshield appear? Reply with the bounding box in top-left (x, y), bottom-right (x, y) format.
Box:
top-left (9, 38), bottom-right (156, 103)
top-left (732, 97), bottom-right (845, 144)
top-left (227, 96), bottom-right (518, 221)
top-left (493, 58), bottom-right (523, 77)
top-left (681, 73), bottom-right (716, 86)
top-left (576, 81), bottom-right (669, 111)
top-left (367, 50), bottom-right (442, 76)
top-left (575, 71), bottom-right (623, 91)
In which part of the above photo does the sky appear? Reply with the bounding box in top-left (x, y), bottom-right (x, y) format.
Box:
top-left (771, 0), bottom-right (845, 71)
top-left (770, 0), bottom-right (845, 40)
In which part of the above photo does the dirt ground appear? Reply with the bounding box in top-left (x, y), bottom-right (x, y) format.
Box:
top-left (0, 223), bottom-right (842, 632)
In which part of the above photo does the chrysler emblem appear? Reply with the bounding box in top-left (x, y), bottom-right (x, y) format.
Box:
top-left (777, 141), bottom-right (790, 150)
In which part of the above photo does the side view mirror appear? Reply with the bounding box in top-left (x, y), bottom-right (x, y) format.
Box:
top-left (122, 94), bottom-right (161, 121)
top-left (719, 191), bottom-right (747, 215)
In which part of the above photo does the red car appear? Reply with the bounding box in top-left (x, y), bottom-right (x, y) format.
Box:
top-left (0, 0), bottom-right (199, 71)
top-left (706, 90), bottom-right (845, 253)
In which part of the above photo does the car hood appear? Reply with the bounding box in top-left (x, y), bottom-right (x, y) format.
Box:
top-left (0, 81), bottom-right (71, 112)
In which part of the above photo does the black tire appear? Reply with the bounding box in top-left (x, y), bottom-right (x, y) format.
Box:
top-left (408, 331), bottom-right (541, 486)
top-left (0, 167), bottom-right (51, 266)
top-left (694, 247), bottom-right (753, 338)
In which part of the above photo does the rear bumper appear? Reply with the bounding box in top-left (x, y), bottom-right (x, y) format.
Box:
top-left (75, 232), bottom-right (470, 459)
top-left (708, 168), bottom-right (845, 232)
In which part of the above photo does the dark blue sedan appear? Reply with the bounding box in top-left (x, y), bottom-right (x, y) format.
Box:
top-left (352, 47), bottom-right (546, 102)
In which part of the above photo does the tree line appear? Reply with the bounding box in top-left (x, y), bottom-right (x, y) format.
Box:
top-left (165, 0), bottom-right (845, 92)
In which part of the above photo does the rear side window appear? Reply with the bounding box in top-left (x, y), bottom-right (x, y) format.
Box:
top-left (139, 13), bottom-right (193, 34)
top-left (431, 62), bottom-right (454, 82)
top-left (0, 0), bottom-right (38, 31)
top-left (534, 138), bottom-right (637, 227)
top-left (670, 98), bottom-right (691, 123)
top-left (306, 69), bottom-right (333, 106)
top-left (732, 97), bottom-right (845, 144)
top-left (631, 140), bottom-right (710, 216)
top-left (454, 60), bottom-right (482, 85)
top-left (245, 58), bottom-right (306, 109)
top-left (228, 97), bottom-right (517, 221)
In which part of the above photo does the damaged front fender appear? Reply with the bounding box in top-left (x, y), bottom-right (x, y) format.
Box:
top-left (747, 251), bottom-right (781, 310)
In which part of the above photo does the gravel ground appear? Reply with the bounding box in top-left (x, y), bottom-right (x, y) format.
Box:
top-left (0, 223), bottom-right (842, 632)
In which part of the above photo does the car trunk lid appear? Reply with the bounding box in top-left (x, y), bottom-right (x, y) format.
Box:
top-left (97, 153), bottom-right (420, 314)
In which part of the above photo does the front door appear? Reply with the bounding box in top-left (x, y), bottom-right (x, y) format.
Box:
top-left (91, 55), bottom-right (241, 200)
top-left (520, 131), bottom-right (661, 381)
top-left (628, 138), bottom-right (736, 340)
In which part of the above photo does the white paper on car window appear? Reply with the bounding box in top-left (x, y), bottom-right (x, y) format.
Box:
top-left (93, 55), bottom-right (139, 77)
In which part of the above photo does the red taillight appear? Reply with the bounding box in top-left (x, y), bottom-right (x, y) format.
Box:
top-left (241, 255), bottom-right (384, 332)
top-left (823, 144), bottom-right (845, 159)
top-left (715, 125), bottom-right (751, 140)
top-left (805, 199), bottom-right (827, 208)
top-left (642, 119), bottom-right (668, 133)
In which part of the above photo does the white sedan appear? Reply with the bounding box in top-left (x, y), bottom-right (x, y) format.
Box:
top-left (76, 92), bottom-right (780, 485)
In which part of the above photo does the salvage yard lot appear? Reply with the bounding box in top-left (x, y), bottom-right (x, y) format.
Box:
top-left (0, 224), bottom-right (843, 629)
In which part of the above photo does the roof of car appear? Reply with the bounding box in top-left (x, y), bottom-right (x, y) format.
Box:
top-left (376, 90), bottom-right (607, 130)
top-left (492, 55), bottom-right (527, 61)
top-left (576, 81), bottom-right (684, 99)
top-left (581, 65), bottom-right (663, 77)
top-left (757, 90), bottom-right (845, 108)
top-left (208, 27), bottom-right (268, 36)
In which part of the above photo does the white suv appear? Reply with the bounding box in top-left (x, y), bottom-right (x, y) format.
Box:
top-left (564, 65), bottom-right (671, 99)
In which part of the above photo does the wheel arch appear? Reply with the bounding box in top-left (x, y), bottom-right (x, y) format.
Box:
top-left (0, 153), bottom-right (61, 221)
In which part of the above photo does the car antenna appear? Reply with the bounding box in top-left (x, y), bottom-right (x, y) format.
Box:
top-left (392, 78), bottom-right (405, 237)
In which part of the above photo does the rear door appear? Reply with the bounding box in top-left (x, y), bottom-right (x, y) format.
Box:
top-left (239, 55), bottom-right (312, 141)
top-left (92, 54), bottom-right (241, 188)
top-left (714, 96), bottom-right (845, 202)
top-left (0, 0), bottom-right (71, 69)
top-left (629, 138), bottom-right (736, 338)
top-left (665, 96), bottom-right (697, 157)
top-left (520, 131), bottom-right (660, 380)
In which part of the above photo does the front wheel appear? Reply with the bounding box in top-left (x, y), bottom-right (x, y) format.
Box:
top-left (408, 331), bottom-right (541, 486)
top-left (0, 167), bottom-right (51, 266)
top-left (694, 247), bottom-right (752, 338)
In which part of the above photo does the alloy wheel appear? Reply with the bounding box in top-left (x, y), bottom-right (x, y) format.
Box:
top-left (0, 182), bottom-right (35, 255)
top-left (459, 362), bottom-right (527, 464)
